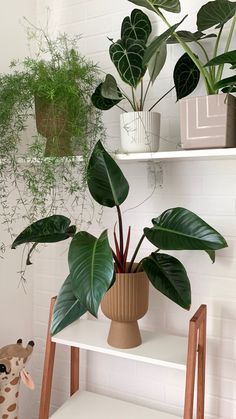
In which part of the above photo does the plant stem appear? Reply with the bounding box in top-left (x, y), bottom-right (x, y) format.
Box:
top-left (140, 80), bottom-right (144, 111)
top-left (116, 206), bottom-right (124, 268)
top-left (142, 78), bottom-right (152, 109)
top-left (116, 104), bottom-right (128, 112)
top-left (217, 12), bottom-right (236, 83)
top-left (128, 234), bottom-right (145, 273)
top-left (131, 87), bottom-right (137, 111)
top-left (112, 249), bottom-right (123, 272)
top-left (212, 25), bottom-right (223, 83)
top-left (149, 85), bottom-right (175, 111)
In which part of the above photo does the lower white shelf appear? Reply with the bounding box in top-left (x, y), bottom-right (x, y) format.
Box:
top-left (50, 391), bottom-right (181, 419)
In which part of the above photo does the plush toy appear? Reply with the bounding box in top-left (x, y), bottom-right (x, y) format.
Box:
top-left (0, 339), bottom-right (34, 418)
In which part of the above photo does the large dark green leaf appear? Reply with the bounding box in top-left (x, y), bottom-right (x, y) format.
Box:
top-left (143, 18), bottom-right (186, 66)
top-left (128, 0), bottom-right (181, 13)
top-left (101, 74), bottom-right (123, 100)
top-left (69, 231), bottom-right (114, 317)
top-left (148, 42), bottom-right (167, 84)
top-left (91, 82), bottom-right (122, 110)
top-left (121, 9), bottom-right (151, 43)
top-left (206, 50), bottom-right (236, 67)
top-left (144, 207), bottom-right (228, 251)
top-left (12, 215), bottom-right (76, 248)
top-left (110, 38), bottom-right (146, 88)
top-left (167, 30), bottom-right (217, 44)
top-left (87, 141), bottom-right (129, 207)
top-left (51, 275), bottom-right (87, 336)
top-left (142, 253), bottom-right (191, 309)
top-left (174, 53), bottom-right (200, 100)
top-left (197, 0), bottom-right (236, 31)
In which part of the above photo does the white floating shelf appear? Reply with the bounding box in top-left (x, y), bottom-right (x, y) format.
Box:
top-left (115, 148), bottom-right (236, 162)
top-left (50, 391), bottom-right (181, 419)
top-left (52, 319), bottom-right (187, 370)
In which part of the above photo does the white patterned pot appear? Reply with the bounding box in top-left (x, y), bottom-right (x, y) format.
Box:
top-left (120, 111), bottom-right (161, 153)
top-left (180, 94), bottom-right (236, 149)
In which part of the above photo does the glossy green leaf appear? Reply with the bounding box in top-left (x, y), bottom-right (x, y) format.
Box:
top-left (121, 9), bottom-right (151, 43)
top-left (69, 231), bottom-right (114, 317)
top-left (51, 275), bottom-right (87, 336)
top-left (127, 0), bottom-right (181, 13)
top-left (12, 215), bottom-right (76, 248)
top-left (174, 53), bottom-right (200, 100)
top-left (110, 38), bottom-right (146, 88)
top-left (148, 42), bottom-right (167, 84)
top-left (91, 82), bottom-right (122, 110)
top-left (142, 253), bottom-right (191, 309)
top-left (167, 30), bottom-right (217, 44)
top-left (205, 50), bottom-right (236, 67)
top-left (206, 250), bottom-right (216, 263)
top-left (143, 18), bottom-right (186, 66)
top-left (144, 207), bottom-right (228, 251)
top-left (87, 140), bottom-right (129, 207)
top-left (197, 0), bottom-right (236, 31)
top-left (214, 75), bottom-right (236, 91)
top-left (101, 74), bottom-right (123, 100)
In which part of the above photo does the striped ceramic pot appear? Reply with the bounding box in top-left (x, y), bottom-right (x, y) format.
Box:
top-left (120, 111), bottom-right (161, 153)
top-left (180, 93), bottom-right (236, 150)
top-left (101, 270), bottom-right (149, 349)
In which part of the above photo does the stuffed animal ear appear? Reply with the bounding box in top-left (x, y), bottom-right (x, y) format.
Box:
top-left (20, 369), bottom-right (35, 390)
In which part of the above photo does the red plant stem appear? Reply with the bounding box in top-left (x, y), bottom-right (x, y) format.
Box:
top-left (112, 250), bottom-right (123, 273)
top-left (128, 234), bottom-right (145, 273)
top-left (116, 206), bottom-right (124, 268)
top-left (123, 226), bottom-right (131, 266)
top-left (113, 228), bottom-right (122, 263)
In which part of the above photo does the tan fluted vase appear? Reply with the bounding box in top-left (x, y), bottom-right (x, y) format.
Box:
top-left (101, 270), bottom-right (149, 349)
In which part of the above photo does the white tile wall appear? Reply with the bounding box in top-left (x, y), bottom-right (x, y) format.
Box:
top-left (14, 0), bottom-right (236, 417)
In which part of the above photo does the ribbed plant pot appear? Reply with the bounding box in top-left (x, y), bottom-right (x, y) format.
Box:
top-left (120, 111), bottom-right (160, 153)
top-left (101, 269), bottom-right (149, 349)
top-left (180, 94), bottom-right (236, 149)
top-left (35, 97), bottom-right (72, 157)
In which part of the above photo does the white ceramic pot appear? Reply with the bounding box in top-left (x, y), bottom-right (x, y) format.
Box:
top-left (120, 111), bottom-right (161, 153)
top-left (180, 94), bottom-right (236, 149)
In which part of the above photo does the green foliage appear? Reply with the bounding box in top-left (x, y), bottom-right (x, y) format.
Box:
top-left (13, 142), bottom-right (228, 334)
top-left (87, 141), bottom-right (129, 207)
top-left (206, 50), bottom-right (236, 92)
top-left (129, 0), bottom-right (236, 97)
top-left (174, 53), bottom-right (200, 100)
top-left (92, 8), bottom-right (168, 112)
top-left (0, 28), bottom-right (104, 243)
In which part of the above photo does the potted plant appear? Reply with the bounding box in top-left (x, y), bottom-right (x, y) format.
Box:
top-left (91, 9), bottom-right (173, 153)
top-left (0, 27), bottom-right (104, 244)
top-left (128, 0), bottom-right (236, 149)
top-left (12, 140), bottom-right (227, 349)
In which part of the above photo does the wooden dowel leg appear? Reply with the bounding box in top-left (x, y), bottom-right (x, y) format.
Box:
top-left (184, 323), bottom-right (198, 419)
top-left (39, 297), bottom-right (57, 419)
top-left (197, 309), bottom-right (207, 419)
top-left (70, 347), bottom-right (80, 396)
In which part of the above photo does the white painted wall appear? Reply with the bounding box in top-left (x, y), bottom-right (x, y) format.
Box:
top-left (1, 0), bottom-right (236, 418)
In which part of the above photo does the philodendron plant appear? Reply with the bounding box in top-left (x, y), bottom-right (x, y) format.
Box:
top-left (91, 8), bottom-right (176, 113)
top-left (127, 0), bottom-right (236, 100)
top-left (12, 141), bottom-right (227, 335)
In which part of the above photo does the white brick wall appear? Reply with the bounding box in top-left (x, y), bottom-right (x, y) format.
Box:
top-left (1, 0), bottom-right (235, 417)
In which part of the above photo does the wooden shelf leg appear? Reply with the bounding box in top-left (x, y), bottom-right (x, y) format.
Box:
top-left (70, 347), bottom-right (80, 396)
top-left (183, 305), bottom-right (207, 419)
top-left (39, 297), bottom-right (57, 419)
top-left (197, 309), bottom-right (207, 419)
